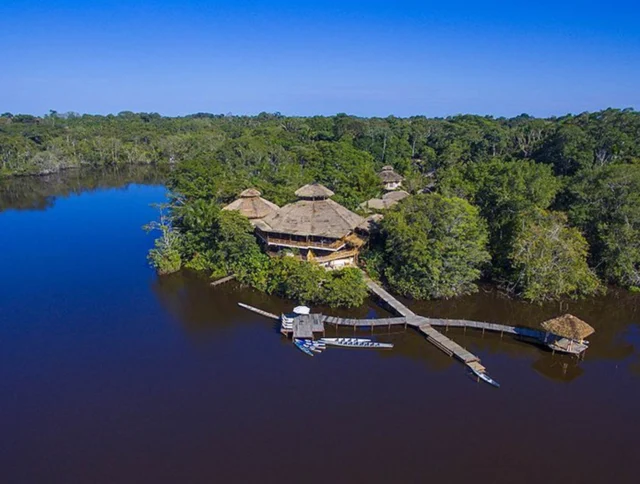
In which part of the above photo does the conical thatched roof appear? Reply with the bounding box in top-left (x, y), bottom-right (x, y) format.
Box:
top-left (258, 197), bottom-right (365, 239)
top-left (379, 167), bottom-right (404, 183)
top-left (295, 183), bottom-right (335, 199)
top-left (222, 189), bottom-right (280, 220)
top-left (239, 188), bottom-right (262, 198)
top-left (541, 314), bottom-right (595, 341)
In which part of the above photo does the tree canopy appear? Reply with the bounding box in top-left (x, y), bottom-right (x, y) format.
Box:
top-left (507, 210), bottom-right (602, 301)
top-left (6, 109), bottom-right (638, 301)
top-left (381, 193), bottom-right (490, 299)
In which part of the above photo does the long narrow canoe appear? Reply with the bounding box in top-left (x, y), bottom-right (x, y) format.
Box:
top-left (319, 338), bottom-right (393, 349)
top-left (470, 368), bottom-right (500, 388)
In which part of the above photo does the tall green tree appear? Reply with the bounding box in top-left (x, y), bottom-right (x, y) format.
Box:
top-left (439, 158), bottom-right (561, 274)
top-left (568, 165), bottom-right (640, 289)
top-left (507, 210), bottom-right (601, 301)
top-left (381, 193), bottom-right (490, 299)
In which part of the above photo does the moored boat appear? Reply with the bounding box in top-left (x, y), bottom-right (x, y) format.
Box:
top-left (281, 305), bottom-right (311, 330)
top-left (299, 339), bottom-right (326, 353)
top-left (294, 338), bottom-right (315, 356)
top-left (319, 337), bottom-right (393, 349)
top-left (470, 368), bottom-right (500, 388)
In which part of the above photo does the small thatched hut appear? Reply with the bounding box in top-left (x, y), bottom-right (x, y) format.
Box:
top-left (222, 188), bottom-right (280, 222)
top-left (541, 314), bottom-right (595, 342)
top-left (254, 183), bottom-right (367, 269)
top-left (379, 166), bottom-right (404, 191)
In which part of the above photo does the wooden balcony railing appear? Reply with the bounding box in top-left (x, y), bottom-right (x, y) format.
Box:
top-left (259, 234), bottom-right (345, 251)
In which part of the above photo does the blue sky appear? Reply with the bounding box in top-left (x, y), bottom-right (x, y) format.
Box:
top-left (1, 0), bottom-right (638, 117)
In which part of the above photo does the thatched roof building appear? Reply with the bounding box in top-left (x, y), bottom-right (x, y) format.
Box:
top-left (361, 190), bottom-right (410, 212)
top-left (222, 188), bottom-right (280, 220)
top-left (254, 183), bottom-right (368, 269)
top-left (379, 166), bottom-right (404, 190)
top-left (295, 183), bottom-right (335, 199)
top-left (256, 183), bottom-right (364, 239)
top-left (541, 314), bottom-right (595, 341)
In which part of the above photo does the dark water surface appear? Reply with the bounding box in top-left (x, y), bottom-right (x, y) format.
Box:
top-left (1, 170), bottom-right (638, 484)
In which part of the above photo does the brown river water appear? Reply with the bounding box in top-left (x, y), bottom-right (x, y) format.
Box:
top-left (0, 167), bottom-right (638, 483)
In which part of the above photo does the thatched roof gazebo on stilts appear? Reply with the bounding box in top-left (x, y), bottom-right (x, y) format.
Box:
top-left (541, 314), bottom-right (595, 357)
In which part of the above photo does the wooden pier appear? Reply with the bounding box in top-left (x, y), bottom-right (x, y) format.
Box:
top-left (210, 274), bottom-right (236, 286)
top-left (237, 302), bottom-right (279, 320)
top-left (291, 314), bottom-right (325, 339)
top-left (363, 277), bottom-right (488, 371)
top-left (364, 277), bottom-right (415, 318)
top-left (237, 278), bottom-right (590, 383)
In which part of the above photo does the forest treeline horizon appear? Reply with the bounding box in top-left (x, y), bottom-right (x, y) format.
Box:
top-left (2, 108), bottom-right (639, 304)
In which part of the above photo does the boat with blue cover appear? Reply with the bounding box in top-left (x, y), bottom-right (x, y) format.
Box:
top-left (294, 338), bottom-right (315, 356)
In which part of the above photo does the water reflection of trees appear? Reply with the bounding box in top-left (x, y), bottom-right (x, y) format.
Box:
top-left (0, 165), bottom-right (168, 212)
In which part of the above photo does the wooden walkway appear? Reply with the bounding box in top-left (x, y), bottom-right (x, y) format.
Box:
top-left (210, 275), bottom-right (236, 286)
top-left (237, 302), bottom-right (279, 320)
top-left (322, 316), bottom-right (407, 327)
top-left (362, 278), bottom-right (488, 371)
top-left (236, 278), bottom-right (589, 386)
top-left (236, 302), bottom-right (585, 356)
top-left (417, 324), bottom-right (483, 367)
top-left (364, 277), bottom-right (415, 318)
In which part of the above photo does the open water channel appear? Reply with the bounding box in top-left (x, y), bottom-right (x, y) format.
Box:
top-left (1, 167), bottom-right (638, 483)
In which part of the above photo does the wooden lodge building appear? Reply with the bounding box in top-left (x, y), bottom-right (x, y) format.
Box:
top-left (252, 183), bottom-right (369, 269)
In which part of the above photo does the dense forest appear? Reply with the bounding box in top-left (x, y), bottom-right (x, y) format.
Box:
top-left (3, 109), bottom-right (639, 304)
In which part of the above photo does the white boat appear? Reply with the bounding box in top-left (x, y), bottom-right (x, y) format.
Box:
top-left (298, 339), bottom-right (326, 353)
top-left (281, 305), bottom-right (311, 330)
top-left (470, 368), bottom-right (500, 388)
top-left (319, 338), bottom-right (393, 349)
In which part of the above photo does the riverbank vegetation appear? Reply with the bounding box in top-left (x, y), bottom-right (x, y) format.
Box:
top-left (4, 109), bottom-right (638, 302)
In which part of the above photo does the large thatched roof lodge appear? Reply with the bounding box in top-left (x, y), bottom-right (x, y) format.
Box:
top-left (253, 183), bottom-right (369, 269)
top-left (222, 188), bottom-right (280, 223)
